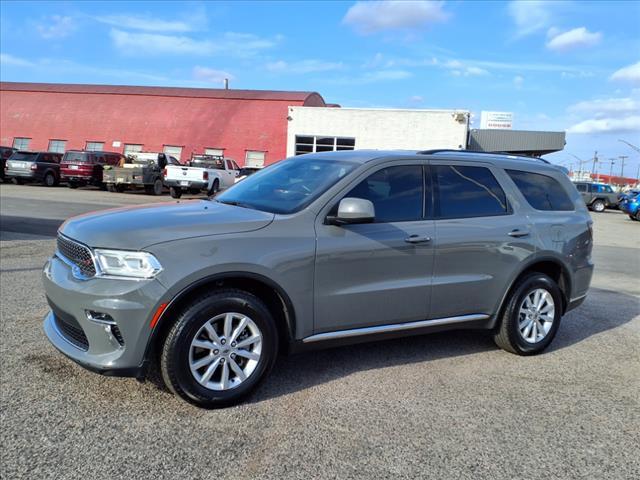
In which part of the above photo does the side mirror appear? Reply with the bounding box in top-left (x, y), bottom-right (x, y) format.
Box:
top-left (326, 197), bottom-right (375, 225)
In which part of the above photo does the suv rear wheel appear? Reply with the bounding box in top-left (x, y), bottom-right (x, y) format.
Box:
top-left (43, 172), bottom-right (57, 187)
top-left (591, 199), bottom-right (606, 212)
top-left (160, 289), bottom-right (278, 408)
top-left (493, 273), bottom-right (562, 355)
top-left (169, 186), bottom-right (182, 199)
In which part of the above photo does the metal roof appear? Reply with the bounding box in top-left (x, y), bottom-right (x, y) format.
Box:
top-left (0, 82), bottom-right (326, 105)
top-left (468, 129), bottom-right (566, 155)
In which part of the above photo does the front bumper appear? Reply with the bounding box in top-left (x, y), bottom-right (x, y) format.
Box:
top-left (164, 179), bottom-right (207, 189)
top-left (42, 255), bottom-right (168, 376)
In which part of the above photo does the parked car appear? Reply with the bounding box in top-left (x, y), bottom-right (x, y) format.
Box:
top-left (573, 181), bottom-right (619, 212)
top-left (234, 165), bottom-right (263, 183)
top-left (163, 154), bottom-right (239, 198)
top-left (60, 150), bottom-right (125, 189)
top-left (617, 189), bottom-right (640, 203)
top-left (0, 146), bottom-right (17, 181)
top-left (103, 152), bottom-right (178, 195)
top-left (4, 151), bottom-right (63, 186)
top-left (619, 193), bottom-right (640, 221)
top-left (43, 150), bottom-right (593, 408)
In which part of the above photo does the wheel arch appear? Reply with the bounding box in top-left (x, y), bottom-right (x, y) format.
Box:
top-left (495, 256), bottom-right (572, 321)
top-left (143, 272), bottom-right (297, 366)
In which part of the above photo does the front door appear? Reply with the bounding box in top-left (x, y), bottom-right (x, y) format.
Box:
top-left (314, 163), bottom-right (435, 333)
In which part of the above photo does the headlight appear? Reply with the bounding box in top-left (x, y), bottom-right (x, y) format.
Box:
top-left (94, 249), bottom-right (162, 279)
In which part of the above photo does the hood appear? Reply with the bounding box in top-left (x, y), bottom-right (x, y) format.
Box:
top-left (60, 200), bottom-right (274, 250)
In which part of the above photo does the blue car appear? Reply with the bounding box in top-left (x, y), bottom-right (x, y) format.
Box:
top-left (619, 193), bottom-right (640, 221)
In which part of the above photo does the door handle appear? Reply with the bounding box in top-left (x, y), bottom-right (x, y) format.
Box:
top-left (508, 229), bottom-right (530, 238)
top-left (405, 234), bottom-right (432, 244)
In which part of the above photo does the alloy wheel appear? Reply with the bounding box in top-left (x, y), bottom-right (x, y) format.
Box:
top-left (518, 288), bottom-right (555, 344)
top-left (189, 312), bottom-right (262, 391)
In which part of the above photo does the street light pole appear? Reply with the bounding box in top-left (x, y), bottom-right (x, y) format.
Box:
top-left (591, 151), bottom-right (598, 182)
top-left (609, 158), bottom-right (615, 179)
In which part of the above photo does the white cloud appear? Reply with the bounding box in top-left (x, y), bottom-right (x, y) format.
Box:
top-left (546, 27), bottom-right (602, 52)
top-left (569, 97), bottom-right (640, 116)
top-left (109, 30), bottom-right (279, 57)
top-left (567, 116), bottom-right (640, 134)
top-left (266, 59), bottom-right (343, 74)
top-left (513, 75), bottom-right (524, 88)
top-left (343, 1), bottom-right (449, 34)
top-left (0, 53), bottom-right (35, 67)
top-left (192, 66), bottom-right (234, 85)
top-left (408, 95), bottom-right (424, 105)
top-left (561, 70), bottom-right (595, 79)
top-left (330, 69), bottom-right (412, 85)
top-left (35, 15), bottom-right (76, 39)
top-left (610, 61), bottom-right (640, 84)
top-left (94, 14), bottom-right (194, 32)
top-left (443, 60), bottom-right (489, 76)
top-left (508, 1), bottom-right (554, 37)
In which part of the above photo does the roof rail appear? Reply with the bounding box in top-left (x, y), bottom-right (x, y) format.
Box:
top-left (416, 149), bottom-right (550, 164)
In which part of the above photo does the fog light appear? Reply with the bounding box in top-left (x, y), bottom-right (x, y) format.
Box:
top-left (85, 310), bottom-right (115, 325)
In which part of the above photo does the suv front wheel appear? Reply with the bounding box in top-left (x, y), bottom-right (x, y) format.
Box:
top-left (493, 273), bottom-right (563, 355)
top-left (160, 289), bottom-right (278, 408)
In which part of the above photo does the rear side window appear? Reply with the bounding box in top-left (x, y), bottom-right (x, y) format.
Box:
top-left (575, 183), bottom-right (587, 192)
top-left (346, 165), bottom-right (424, 223)
top-left (507, 170), bottom-right (574, 211)
top-left (434, 165), bottom-right (509, 219)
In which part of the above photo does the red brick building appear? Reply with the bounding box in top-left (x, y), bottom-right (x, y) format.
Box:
top-left (0, 82), bottom-right (326, 166)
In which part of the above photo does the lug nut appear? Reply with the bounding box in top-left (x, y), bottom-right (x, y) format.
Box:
top-left (231, 342), bottom-right (236, 347)
top-left (221, 339), bottom-right (226, 345)
top-left (220, 358), bottom-right (225, 363)
top-left (213, 350), bottom-right (219, 355)
top-left (230, 353), bottom-right (236, 359)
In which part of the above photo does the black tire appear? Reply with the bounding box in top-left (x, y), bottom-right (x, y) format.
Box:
top-left (591, 199), bottom-right (606, 212)
top-left (43, 172), bottom-right (57, 187)
top-left (11, 177), bottom-right (23, 185)
top-left (150, 179), bottom-right (163, 195)
top-left (635, 210), bottom-right (640, 222)
top-left (170, 186), bottom-right (183, 199)
top-left (68, 181), bottom-right (79, 189)
top-left (115, 184), bottom-right (126, 193)
top-left (493, 273), bottom-right (563, 355)
top-left (107, 184), bottom-right (117, 192)
top-left (160, 289), bottom-right (278, 408)
top-left (207, 179), bottom-right (220, 196)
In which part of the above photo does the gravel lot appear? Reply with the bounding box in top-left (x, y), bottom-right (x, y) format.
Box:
top-left (1, 184), bottom-right (639, 479)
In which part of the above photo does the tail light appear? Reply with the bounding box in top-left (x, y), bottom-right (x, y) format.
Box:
top-left (203, 171), bottom-right (209, 181)
top-left (162, 168), bottom-right (167, 178)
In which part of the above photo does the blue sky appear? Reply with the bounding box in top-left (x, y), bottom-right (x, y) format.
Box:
top-left (1, 1), bottom-right (639, 175)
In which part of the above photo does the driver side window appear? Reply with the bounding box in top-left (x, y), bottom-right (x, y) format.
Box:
top-left (344, 165), bottom-right (424, 223)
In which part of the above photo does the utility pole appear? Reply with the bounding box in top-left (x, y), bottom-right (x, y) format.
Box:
top-left (608, 158), bottom-right (615, 179)
top-left (591, 151), bottom-right (598, 182)
top-left (619, 155), bottom-right (628, 179)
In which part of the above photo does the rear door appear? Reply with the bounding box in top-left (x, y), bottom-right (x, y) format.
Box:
top-left (430, 161), bottom-right (536, 319)
top-left (314, 161), bottom-right (435, 333)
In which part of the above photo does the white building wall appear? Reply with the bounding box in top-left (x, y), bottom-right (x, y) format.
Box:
top-left (286, 106), bottom-right (470, 157)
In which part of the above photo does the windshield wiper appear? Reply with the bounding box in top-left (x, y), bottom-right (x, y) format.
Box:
top-left (215, 199), bottom-right (253, 209)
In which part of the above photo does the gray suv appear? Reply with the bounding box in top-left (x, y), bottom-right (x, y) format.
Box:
top-left (43, 150), bottom-right (594, 408)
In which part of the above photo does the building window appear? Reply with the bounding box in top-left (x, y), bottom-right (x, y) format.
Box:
top-left (294, 135), bottom-right (355, 155)
top-left (163, 145), bottom-right (183, 161)
top-left (245, 150), bottom-right (266, 167)
top-left (205, 148), bottom-right (224, 157)
top-left (13, 137), bottom-right (30, 150)
top-left (48, 139), bottom-right (67, 153)
top-left (86, 141), bottom-right (104, 151)
top-left (124, 144), bottom-right (143, 154)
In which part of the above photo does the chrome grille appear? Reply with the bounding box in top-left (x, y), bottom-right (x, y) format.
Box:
top-left (57, 234), bottom-right (96, 277)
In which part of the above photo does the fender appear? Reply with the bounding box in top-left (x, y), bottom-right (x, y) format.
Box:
top-left (493, 253), bottom-right (573, 320)
top-left (141, 271), bottom-right (298, 365)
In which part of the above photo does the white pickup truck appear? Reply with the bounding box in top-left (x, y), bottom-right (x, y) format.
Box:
top-left (163, 155), bottom-right (240, 198)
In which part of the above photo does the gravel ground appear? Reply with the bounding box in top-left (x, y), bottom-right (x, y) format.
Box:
top-left (1, 189), bottom-right (638, 479)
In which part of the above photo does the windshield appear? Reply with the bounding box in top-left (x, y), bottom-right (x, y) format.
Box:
top-left (217, 157), bottom-right (357, 214)
top-left (9, 152), bottom-right (37, 161)
top-left (63, 152), bottom-right (92, 163)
